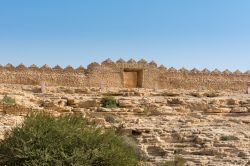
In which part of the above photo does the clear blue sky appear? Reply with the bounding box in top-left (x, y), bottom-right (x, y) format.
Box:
top-left (0, 0), bottom-right (250, 71)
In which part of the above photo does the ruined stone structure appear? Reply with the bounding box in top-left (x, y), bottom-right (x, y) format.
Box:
top-left (0, 59), bottom-right (249, 92)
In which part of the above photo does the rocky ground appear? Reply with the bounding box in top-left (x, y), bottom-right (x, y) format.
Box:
top-left (0, 84), bottom-right (250, 166)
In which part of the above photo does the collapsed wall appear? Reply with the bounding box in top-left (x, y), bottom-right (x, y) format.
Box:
top-left (0, 59), bottom-right (249, 92)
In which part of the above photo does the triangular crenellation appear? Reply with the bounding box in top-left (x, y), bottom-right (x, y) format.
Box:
top-left (0, 60), bottom-right (249, 92)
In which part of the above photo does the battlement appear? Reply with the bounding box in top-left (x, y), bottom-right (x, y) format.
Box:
top-left (0, 59), bottom-right (249, 91)
top-left (0, 58), bottom-right (249, 77)
top-left (1, 59), bottom-right (249, 75)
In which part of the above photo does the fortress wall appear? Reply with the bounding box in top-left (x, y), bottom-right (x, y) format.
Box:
top-left (0, 67), bottom-right (88, 87)
top-left (87, 65), bottom-right (123, 88)
top-left (156, 70), bottom-right (249, 91)
top-left (143, 67), bottom-right (160, 89)
top-left (0, 59), bottom-right (249, 92)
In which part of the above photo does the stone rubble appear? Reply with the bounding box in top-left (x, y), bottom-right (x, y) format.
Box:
top-left (0, 84), bottom-right (249, 166)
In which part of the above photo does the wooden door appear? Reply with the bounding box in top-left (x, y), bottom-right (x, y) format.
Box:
top-left (123, 72), bottom-right (138, 88)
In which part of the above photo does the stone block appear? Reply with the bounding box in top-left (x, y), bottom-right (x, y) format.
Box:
top-left (230, 107), bottom-right (248, 113)
top-left (118, 100), bottom-right (135, 108)
top-left (206, 107), bottom-right (231, 113)
top-left (78, 99), bottom-right (99, 108)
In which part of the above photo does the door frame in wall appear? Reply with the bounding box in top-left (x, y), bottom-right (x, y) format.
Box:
top-left (123, 69), bottom-right (143, 88)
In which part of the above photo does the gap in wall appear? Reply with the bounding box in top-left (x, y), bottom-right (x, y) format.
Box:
top-left (123, 69), bottom-right (143, 88)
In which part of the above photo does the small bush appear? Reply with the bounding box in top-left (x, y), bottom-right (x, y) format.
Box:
top-left (105, 115), bottom-right (117, 123)
top-left (157, 155), bottom-right (185, 166)
top-left (102, 96), bottom-right (118, 108)
top-left (143, 106), bottom-right (152, 116)
top-left (220, 135), bottom-right (239, 141)
top-left (0, 112), bottom-right (139, 166)
top-left (2, 95), bottom-right (15, 105)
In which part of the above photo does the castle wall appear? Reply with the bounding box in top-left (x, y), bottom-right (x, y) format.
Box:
top-left (0, 59), bottom-right (249, 92)
top-left (87, 65), bottom-right (123, 88)
top-left (0, 69), bottom-right (88, 87)
top-left (156, 71), bottom-right (249, 91)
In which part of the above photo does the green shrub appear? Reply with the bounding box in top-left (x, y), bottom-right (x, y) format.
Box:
top-left (105, 115), bottom-right (117, 123)
top-left (220, 135), bottom-right (239, 141)
top-left (143, 106), bottom-right (152, 116)
top-left (102, 96), bottom-right (118, 108)
top-left (2, 95), bottom-right (15, 105)
top-left (157, 155), bottom-right (185, 166)
top-left (0, 112), bottom-right (139, 166)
